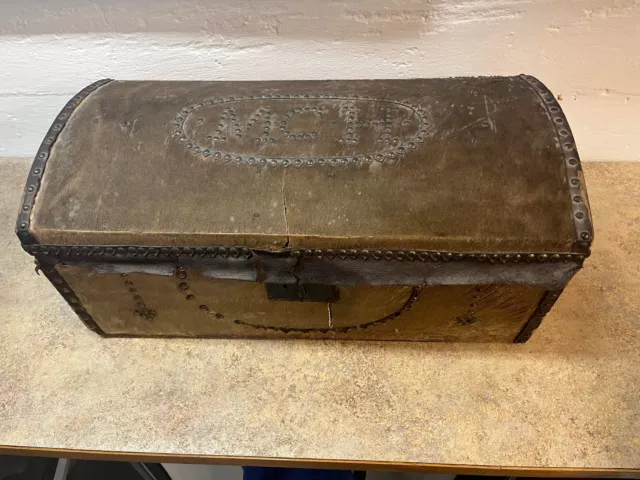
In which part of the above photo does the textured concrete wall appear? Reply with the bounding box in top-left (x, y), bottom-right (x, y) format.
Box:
top-left (1, 0), bottom-right (638, 160)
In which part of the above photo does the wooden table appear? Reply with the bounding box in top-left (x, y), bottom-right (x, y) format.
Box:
top-left (0, 158), bottom-right (638, 478)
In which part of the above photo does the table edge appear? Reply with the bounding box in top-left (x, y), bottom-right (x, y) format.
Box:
top-left (0, 445), bottom-right (638, 478)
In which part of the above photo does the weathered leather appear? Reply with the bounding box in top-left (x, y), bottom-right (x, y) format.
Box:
top-left (30, 77), bottom-right (583, 253)
top-left (21, 76), bottom-right (592, 341)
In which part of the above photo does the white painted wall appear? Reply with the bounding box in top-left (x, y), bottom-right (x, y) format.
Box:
top-left (1, 0), bottom-right (638, 161)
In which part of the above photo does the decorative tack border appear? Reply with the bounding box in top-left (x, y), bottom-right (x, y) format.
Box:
top-left (37, 262), bottom-right (104, 335)
top-left (172, 94), bottom-right (431, 167)
top-left (234, 287), bottom-right (420, 334)
top-left (173, 266), bottom-right (225, 318)
top-left (519, 75), bottom-right (593, 254)
top-left (24, 244), bottom-right (253, 259)
top-left (514, 290), bottom-right (562, 343)
top-left (15, 79), bottom-right (113, 245)
top-left (23, 243), bottom-right (587, 264)
top-left (455, 286), bottom-right (487, 326)
top-left (120, 273), bottom-right (156, 320)
top-left (168, 266), bottom-right (418, 333)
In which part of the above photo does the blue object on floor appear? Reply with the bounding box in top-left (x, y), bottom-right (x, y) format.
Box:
top-left (243, 467), bottom-right (356, 480)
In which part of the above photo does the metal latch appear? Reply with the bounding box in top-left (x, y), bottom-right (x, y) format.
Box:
top-left (265, 283), bottom-right (339, 303)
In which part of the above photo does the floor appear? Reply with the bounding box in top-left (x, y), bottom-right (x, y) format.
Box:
top-left (163, 464), bottom-right (456, 480)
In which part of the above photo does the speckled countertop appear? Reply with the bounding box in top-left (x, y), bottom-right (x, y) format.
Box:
top-left (0, 159), bottom-right (638, 472)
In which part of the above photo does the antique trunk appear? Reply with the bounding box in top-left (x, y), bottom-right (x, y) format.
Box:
top-left (16, 76), bottom-right (593, 342)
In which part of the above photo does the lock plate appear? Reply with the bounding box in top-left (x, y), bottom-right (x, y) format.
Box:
top-left (265, 283), bottom-right (339, 303)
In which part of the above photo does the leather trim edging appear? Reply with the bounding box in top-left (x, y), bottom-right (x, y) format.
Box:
top-left (514, 289), bottom-right (562, 343)
top-left (37, 260), bottom-right (105, 336)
